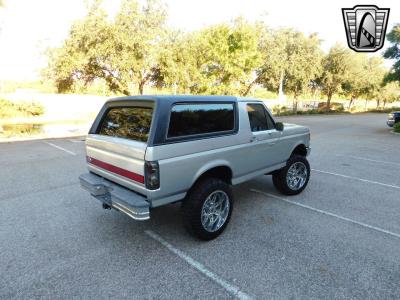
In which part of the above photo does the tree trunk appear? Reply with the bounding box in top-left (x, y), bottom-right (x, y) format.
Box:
top-left (242, 79), bottom-right (257, 97)
top-left (138, 81), bottom-right (145, 95)
top-left (326, 93), bottom-right (332, 112)
top-left (376, 99), bottom-right (380, 108)
top-left (293, 95), bottom-right (298, 113)
top-left (383, 100), bottom-right (387, 108)
top-left (348, 96), bottom-right (354, 110)
top-left (278, 71), bottom-right (284, 100)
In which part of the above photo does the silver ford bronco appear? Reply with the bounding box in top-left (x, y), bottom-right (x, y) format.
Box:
top-left (79, 95), bottom-right (311, 240)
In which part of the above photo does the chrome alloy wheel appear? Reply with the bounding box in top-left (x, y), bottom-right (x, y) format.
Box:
top-left (286, 162), bottom-right (308, 191)
top-left (201, 190), bottom-right (230, 232)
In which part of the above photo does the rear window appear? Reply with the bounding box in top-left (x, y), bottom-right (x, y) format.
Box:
top-left (167, 103), bottom-right (235, 138)
top-left (98, 107), bottom-right (153, 142)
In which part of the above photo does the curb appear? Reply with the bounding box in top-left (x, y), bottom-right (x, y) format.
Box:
top-left (390, 130), bottom-right (400, 135)
top-left (0, 133), bottom-right (86, 143)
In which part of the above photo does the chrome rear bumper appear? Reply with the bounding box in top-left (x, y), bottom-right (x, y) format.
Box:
top-left (79, 172), bottom-right (150, 220)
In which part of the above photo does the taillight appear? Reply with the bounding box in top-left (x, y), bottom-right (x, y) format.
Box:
top-left (145, 161), bottom-right (160, 190)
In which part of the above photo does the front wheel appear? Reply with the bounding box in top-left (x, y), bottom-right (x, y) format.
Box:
top-left (272, 155), bottom-right (310, 195)
top-left (182, 178), bottom-right (233, 240)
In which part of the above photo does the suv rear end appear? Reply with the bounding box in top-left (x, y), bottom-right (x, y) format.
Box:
top-left (79, 97), bottom-right (159, 220)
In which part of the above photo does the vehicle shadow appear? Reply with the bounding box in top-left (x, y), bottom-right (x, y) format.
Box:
top-left (374, 127), bottom-right (393, 135)
top-left (87, 175), bottom-right (281, 244)
top-left (144, 176), bottom-right (279, 240)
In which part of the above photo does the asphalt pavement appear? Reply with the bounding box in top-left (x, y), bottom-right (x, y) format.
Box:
top-left (1, 113), bottom-right (399, 299)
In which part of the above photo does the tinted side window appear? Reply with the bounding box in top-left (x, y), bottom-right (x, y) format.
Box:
top-left (168, 103), bottom-right (234, 138)
top-left (247, 103), bottom-right (275, 132)
top-left (98, 107), bottom-right (153, 142)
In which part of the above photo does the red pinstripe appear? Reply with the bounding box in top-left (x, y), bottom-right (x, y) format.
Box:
top-left (87, 156), bottom-right (144, 184)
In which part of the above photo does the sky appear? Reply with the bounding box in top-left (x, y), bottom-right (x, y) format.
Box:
top-left (0, 0), bottom-right (399, 81)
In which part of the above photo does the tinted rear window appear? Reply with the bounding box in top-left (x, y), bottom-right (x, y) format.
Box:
top-left (98, 107), bottom-right (153, 142)
top-left (167, 103), bottom-right (234, 138)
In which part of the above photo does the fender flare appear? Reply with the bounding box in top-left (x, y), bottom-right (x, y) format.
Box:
top-left (191, 160), bottom-right (233, 186)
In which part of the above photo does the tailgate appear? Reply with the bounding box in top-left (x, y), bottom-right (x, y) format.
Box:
top-left (85, 103), bottom-right (155, 196)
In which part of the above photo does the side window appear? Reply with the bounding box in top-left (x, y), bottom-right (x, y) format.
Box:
top-left (247, 103), bottom-right (275, 132)
top-left (167, 103), bottom-right (235, 138)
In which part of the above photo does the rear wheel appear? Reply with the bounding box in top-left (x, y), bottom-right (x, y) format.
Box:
top-left (182, 178), bottom-right (233, 240)
top-left (272, 155), bottom-right (310, 195)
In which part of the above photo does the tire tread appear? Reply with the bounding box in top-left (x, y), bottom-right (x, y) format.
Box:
top-left (272, 155), bottom-right (310, 196)
top-left (182, 178), bottom-right (233, 240)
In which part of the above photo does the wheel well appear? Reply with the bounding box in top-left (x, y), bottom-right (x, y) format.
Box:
top-left (195, 166), bottom-right (232, 185)
top-left (292, 144), bottom-right (307, 157)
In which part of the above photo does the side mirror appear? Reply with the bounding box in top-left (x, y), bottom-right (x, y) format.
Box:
top-left (275, 122), bottom-right (284, 131)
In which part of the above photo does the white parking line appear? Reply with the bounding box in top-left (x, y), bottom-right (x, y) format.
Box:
top-left (250, 189), bottom-right (400, 239)
top-left (335, 154), bottom-right (400, 167)
top-left (43, 141), bottom-right (76, 156)
top-left (144, 230), bottom-right (253, 300)
top-left (312, 169), bottom-right (400, 190)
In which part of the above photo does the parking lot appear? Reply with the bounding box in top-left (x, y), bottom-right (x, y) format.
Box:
top-left (1, 113), bottom-right (399, 299)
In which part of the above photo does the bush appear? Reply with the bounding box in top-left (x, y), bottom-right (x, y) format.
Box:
top-left (318, 102), bottom-right (344, 111)
top-left (16, 102), bottom-right (45, 116)
top-left (271, 105), bottom-right (349, 116)
top-left (394, 122), bottom-right (400, 133)
top-left (0, 99), bottom-right (44, 118)
top-left (368, 107), bottom-right (400, 113)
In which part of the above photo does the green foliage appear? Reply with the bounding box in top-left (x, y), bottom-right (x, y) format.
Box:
top-left (196, 19), bottom-right (262, 95)
top-left (153, 31), bottom-right (199, 93)
top-left (394, 122), bottom-right (400, 133)
top-left (317, 45), bottom-right (386, 110)
top-left (380, 82), bottom-right (400, 106)
top-left (46, 0), bottom-right (167, 95)
top-left (0, 99), bottom-right (44, 118)
top-left (283, 32), bottom-right (322, 101)
top-left (318, 45), bottom-right (352, 107)
top-left (44, 0), bottom-right (393, 104)
top-left (383, 24), bottom-right (400, 82)
top-left (155, 18), bottom-right (262, 95)
top-left (339, 53), bottom-right (385, 109)
top-left (256, 29), bottom-right (322, 112)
